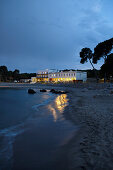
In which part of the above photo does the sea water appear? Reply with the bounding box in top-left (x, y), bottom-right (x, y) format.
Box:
top-left (0, 88), bottom-right (77, 170)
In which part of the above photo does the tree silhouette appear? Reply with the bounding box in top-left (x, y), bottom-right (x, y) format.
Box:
top-left (100, 53), bottom-right (113, 79)
top-left (93, 38), bottom-right (113, 63)
top-left (80, 48), bottom-right (98, 81)
top-left (13, 69), bottom-right (20, 81)
top-left (93, 38), bottom-right (113, 82)
top-left (0, 65), bottom-right (36, 82)
top-left (0, 66), bottom-right (8, 81)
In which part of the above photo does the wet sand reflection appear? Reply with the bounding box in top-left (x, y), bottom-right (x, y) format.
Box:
top-left (48, 94), bottom-right (68, 122)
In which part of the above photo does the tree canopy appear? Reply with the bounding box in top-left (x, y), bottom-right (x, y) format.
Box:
top-left (79, 37), bottom-right (113, 81)
top-left (93, 38), bottom-right (113, 64)
top-left (0, 66), bottom-right (36, 82)
top-left (80, 48), bottom-right (95, 69)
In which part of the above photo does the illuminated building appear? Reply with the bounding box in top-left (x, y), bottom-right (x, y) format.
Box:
top-left (36, 69), bottom-right (49, 82)
top-left (31, 69), bottom-right (87, 83)
top-left (48, 70), bottom-right (87, 82)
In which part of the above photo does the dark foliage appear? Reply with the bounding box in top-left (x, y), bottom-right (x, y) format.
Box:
top-left (0, 66), bottom-right (8, 82)
top-left (100, 53), bottom-right (113, 78)
top-left (93, 38), bottom-right (113, 64)
top-left (0, 65), bottom-right (36, 82)
top-left (79, 48), bottom-right (99, 81)
top-left (79, 37), bottom-right (113, 82)
top-left (80, 48), bottom-right (92, 64)
top-left (19, 73), bottom-right (36, 79)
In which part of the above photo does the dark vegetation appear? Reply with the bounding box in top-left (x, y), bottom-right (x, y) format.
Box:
top-left (0, 66), bottom-right (36, 82)
top-left (80, 37), bottom-right (113, 82)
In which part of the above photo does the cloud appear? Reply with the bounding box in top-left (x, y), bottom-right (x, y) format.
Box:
top-left (0, 0), bottom-right (113, 72)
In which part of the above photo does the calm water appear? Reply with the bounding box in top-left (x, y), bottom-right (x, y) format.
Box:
top-left (0, 88), bottom-right (77, 170)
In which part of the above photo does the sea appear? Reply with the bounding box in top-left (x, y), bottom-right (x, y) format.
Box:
top-left (0, 88), bottom-right (77, 170)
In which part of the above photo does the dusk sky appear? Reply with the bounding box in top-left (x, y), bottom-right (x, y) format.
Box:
top-left (0, 0), bottom-right (113, 73)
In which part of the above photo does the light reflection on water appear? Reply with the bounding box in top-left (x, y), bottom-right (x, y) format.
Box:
top-left (48, 94), bottom-right (69, 122)
top-left (55, 94), bottom-right (68, 113)
top-left (0, 89), bottom-right (76, 170)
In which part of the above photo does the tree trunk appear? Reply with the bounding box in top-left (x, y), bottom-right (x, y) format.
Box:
top-left (104, 56), bottom-right (107, 83)
top-left (89, 59), bottom-right (99, 83)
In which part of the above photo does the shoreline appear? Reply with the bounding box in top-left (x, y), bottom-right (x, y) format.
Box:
top-left (12, 89), bottom-right (77, 170)
top-left (1, 83), bottom-right (113, 169)
top-left (0, 86), bottom-right (77, 170)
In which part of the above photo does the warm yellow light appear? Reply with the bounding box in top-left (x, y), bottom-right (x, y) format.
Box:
top-left (55, 94), bottom-right (68, 113)
top-left (47, 94), bottom-right (68, 121)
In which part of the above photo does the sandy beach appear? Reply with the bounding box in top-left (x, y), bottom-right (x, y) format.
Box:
top-left (1, 82), bottom-right (113, 170)
top-left (62, 83), bottom-right (113, 170)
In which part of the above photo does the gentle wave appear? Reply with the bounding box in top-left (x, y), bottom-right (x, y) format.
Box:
top-left (0, 92), bottom-right (55, 170)
top-left (0, 123), bottom-right (25, 170)
top-left (32, 93), bottom-right (55, 111)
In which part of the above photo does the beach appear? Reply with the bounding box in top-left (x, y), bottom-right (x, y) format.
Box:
top-left (62, 83), bottom-right (113, 169)
top-left (0, 82), bottom-right (113, 169)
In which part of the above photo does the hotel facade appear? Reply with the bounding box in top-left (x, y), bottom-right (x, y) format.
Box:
top-left (31, 69), bottom-right (87, 83)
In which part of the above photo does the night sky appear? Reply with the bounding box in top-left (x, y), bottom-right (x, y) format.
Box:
top-left (0, 0), bottom-right (113, 73)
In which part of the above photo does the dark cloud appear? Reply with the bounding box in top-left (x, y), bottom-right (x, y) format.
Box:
top-left (0, 0), bottom-right (113, 72)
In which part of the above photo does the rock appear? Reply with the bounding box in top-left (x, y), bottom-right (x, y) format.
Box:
top-left (40, 89), bottom-right (47, 92)
top-left (53, 91), bottom-right (60, 94)
top-left (110, 91), bottom-right (113, 94)
top-left (55, 91), bottom-right (63, 94)
top-left (50, 89), bottom-right (61, 94)
top-left (50, 89), bottom-right (56, 93)
top-left (57, 91), bottom-right (68, 94)
top-left (50, 89), bottom-right (68, 94)
top-left (28, 89), bottom-right (36, 94)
